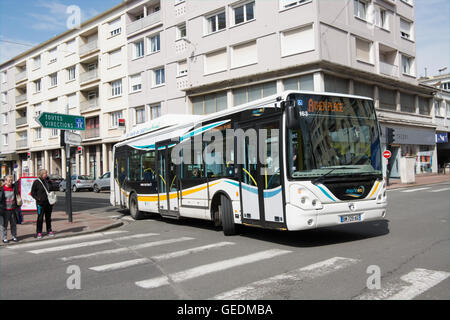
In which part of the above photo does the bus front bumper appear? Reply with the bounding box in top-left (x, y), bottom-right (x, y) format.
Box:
top-left (285, 201), bottom-right (387, 231)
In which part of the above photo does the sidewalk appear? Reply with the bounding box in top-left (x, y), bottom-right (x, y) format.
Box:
top-left (0, 210), bottom-right (123, 246)
top-left (387, 173), bottom-right (450, 190)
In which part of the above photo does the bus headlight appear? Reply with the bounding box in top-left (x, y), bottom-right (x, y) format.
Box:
top-left (291, 186), bottom-right (323, 210)
top-left (376, 181), bottom-right (387, 204)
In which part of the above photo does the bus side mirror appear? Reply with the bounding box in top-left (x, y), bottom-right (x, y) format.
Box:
top-left (286, 104), bottom-right (301, 130)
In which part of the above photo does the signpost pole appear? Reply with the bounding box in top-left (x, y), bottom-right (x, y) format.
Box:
top-left (64, 104), bottom-right (73, 223)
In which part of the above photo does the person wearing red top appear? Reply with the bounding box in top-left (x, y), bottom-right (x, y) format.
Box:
top-left (0, 175), bottom-right (20, 243)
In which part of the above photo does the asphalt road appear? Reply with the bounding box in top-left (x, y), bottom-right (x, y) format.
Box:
top-left (1, 183), bottom-right (449, 300)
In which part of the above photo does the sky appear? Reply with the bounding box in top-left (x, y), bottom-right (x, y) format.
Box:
top-left (0, 0), bottom-right (449, 78)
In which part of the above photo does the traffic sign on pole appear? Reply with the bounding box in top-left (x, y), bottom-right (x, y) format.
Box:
top-left (64, 131), bottom-right (82, 146)
top-left (383, 150), bottom-right (392, 159)
top-left (35, 113), bottom-right (86, 131)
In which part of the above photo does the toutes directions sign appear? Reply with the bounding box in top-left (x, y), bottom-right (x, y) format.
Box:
top-left (36, 113), bottom-right (85, 131)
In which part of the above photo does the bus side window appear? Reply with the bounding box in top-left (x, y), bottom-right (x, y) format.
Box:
top-left (129, 150), bottom-right (141, 182)
top-left (117, 154), bottom-right (127, 185)
top-left (142, 151), bottom-right (156, 182)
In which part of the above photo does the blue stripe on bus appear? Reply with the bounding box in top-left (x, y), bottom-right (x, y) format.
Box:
top-left (225, 181), bottom-right (282, 198)
top-left (316, 185), bottom-right (336, 202)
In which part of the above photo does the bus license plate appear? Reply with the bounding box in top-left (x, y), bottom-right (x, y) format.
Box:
top-left (340, 214), bottom-right (361, 223)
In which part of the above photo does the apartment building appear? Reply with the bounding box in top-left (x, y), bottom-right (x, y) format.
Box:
top-left (0, 0), bottom-right (440, 180)
top-left (419, 74), bottom-right (450, 170)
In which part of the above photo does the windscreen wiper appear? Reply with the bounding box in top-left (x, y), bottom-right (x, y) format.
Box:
top-left (312, 167), bottom-right (356, 185)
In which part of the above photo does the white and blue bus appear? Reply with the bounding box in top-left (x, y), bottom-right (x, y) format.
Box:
top-left (111, 91), bottom-right (387, 235)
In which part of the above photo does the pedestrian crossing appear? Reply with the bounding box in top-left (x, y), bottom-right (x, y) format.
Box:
top-left (391, 184), bottom-right (450, 194)
top-left (5, 230), bottom-right (449, 300)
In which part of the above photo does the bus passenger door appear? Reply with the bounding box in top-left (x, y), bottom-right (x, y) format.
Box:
top-left (156, 141), bottom-right (180, 218)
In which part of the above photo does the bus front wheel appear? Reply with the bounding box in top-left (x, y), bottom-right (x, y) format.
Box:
top-left (129, 193), bottom-right (144, 220)
top-left (220, 195), bottom-right (236, 236)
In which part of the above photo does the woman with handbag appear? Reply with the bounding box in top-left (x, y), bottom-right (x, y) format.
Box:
top-left (31, 169), bottom-right (56, 239)
top-left (0, 175), bottom-right (21, 243)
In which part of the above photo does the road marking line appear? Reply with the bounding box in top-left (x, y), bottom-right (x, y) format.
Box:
top-left (28, 233), bottom-right (158, 254)
top-left (429, 187), bottom-right (450, 193)
top-left (355, 268), bottom-right (450, 300)
top-left (88, 242), bottom-right (236, 272)
top-left (212, 256), bottom-right (359, 300)
top-left (151, 242), bottom-right (235, 262)
top-left (401, 187), bottom-right (431, 193)
top-left (89, 258), bottom-right (150, 272)
top-left (135, 249), bottom-right (291, 289)
top-left (60, 237), bottom-right (195, 261)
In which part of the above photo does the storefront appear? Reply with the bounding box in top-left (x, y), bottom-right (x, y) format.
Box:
top-left (436, 132), bottom-right (450, 171)
top-left (380, 124), bottom-right (437, 178)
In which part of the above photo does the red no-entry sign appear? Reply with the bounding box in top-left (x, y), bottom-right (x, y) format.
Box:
top-left (383, 150), bottom-right (392, 159)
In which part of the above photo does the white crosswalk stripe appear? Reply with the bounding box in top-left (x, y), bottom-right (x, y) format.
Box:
top-left (401, 187), bottom-right (431, 193)
top-left (87, 242), bottom-right (235, 272)
top-left (60, 237), bottom-right (195, 262)
top-left (354, 268), bottom-right (450, 300)
top-left (135, 249), bottom-right (291, 289)
top-left (212, 257), bottom-right (359, 300)
top-left (28, 233), bottom-right (159, 254)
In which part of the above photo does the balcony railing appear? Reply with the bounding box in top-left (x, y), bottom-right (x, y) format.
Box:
top-left (80, 69), bottom-right (99, 84)
top-left (79, 40), bottom-right (98, 56)
top-left (16, 139), bottom-right (28, 149)
top-left (82, 127), bottom-right (100, 140)
top-left (15, 93), bottom-right (27, 104)
top-left (15, 70), bottom-right (27, 83)
top-left (127, 11), bottom-right (161, 35)
top-left (80, 98), bottom-right (99, 113)
top-left (16, 116), bottom-right (27, 126)
top-left (379, 61), bottom-right (398, 77)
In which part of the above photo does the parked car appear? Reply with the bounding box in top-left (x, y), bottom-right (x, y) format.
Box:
top-left (59, 175), bottom-right (94, 192)
top-left (93, 172), bottom-right (111, 193)
top-left (48, 174), bottom-right (64, 191)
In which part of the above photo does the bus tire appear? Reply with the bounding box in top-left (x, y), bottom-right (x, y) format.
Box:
top-left (129, 193), bottom-right (144, 220)
top-left (221, 195), bottom-right (236, 236)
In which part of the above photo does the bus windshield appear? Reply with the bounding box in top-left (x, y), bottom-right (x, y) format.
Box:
top-left (287, 94), bottom-right (382, 179)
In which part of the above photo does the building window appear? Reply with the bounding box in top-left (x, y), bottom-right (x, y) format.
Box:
top-left (33, 55), bottom-right (41, 69)
top-left (206, 11), bottom-right (226, 34)
top-left (401, 93), bottom-right (415, 113)
top-left (354, 0), bottom-right (367, 20)
top-left (48, 47), bottom-right (57, 64)
top-left (67, 93), bottom-right (77, 109)
top-left (3, 134), bottom-right (8, 146)
top-left (130, 73), bottom-right (142, 93)
top-left (135, 107), bottom-right (146, 124)
top-left (176, 23), bottom-right (187, 40)
top-left (1, 71), bottom-right (6, 83)
top-left (233, 82), bottom-right (277, 106)
top-left (281, 25), bottom-right (314, 57)
top-left (280, 0), bottom-right (310, 9)
top-left (192, 91), bottom-right (227, 115)
top-left (49, 73), bottom-right (58, 87)
top-left (148, 33), bottom-right (161, 53)
top-left (379, 87), bottom-right (396, 110)
top-left (324, 74), bottom-right (348, 94)
top-left (418, 97), bottom-right (430, 115)
top-left (283, 74), bottom-right (314, 91)
top-left (34, 79), bottom-right (41, 93)
top-left (111, 79), bottom-right (122, 97)
top-left (204, 49), bottom-right (227, 74)
top-left (375, 7), bottom-right (389, 30)
top-left (233, 1), bottom-right (255, 25)
top-left (153, 67), bottom-right (165, 86)
top-left (355, 37), bottom-right (373, 64)
top-left (2, 113), bottom-right (8, 125)
top-left (51, 128), bottom-right (58, 137)
top-left (177, 60), bottom-right (188, 77)
top-left (150, 104), bottom-right (161, 120)
top-left (66, 39), bottom-right (76, 54)
top-left (67, 66), bottom-right (76, 81)
top-left (400, 18), bottom-right (413, 40)
top-left (110, 111), bottom-right (123, 128)
top-left (133, 39), bottom-right (144, 59)
top-left (231, 41), bottom-right (257, 69)
top-left (401, 55), bottom-right (414, 75)
top-left (1, 92), bottom-right (6, 103)
top-left (109, 17), bottom-right (122, 37)
top-left (49, 99), bottom-right (58, 111)
top-left (35, 128), bottom-right (42, 141)
top-left (109, 48), bottom-right (121, 68)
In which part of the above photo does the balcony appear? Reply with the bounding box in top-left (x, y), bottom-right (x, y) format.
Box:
top-left (82, 127), bottom-right (100, 140)
top-left (15, 70), bottom-right (27, 83)
top-left (79, 40), bottom-right (98, 56)
top-left (127, 11), bottom-right (161, 35)
top-left (379, 61), bottom-right (398, 77)
top-left (16, 116), bottom-right (27, 127)
top-left (16, 139), bottom-right (28, 149)
top-left (80, 69), bottom-right (99, 84)
top-left (80, 98), bottom-right (100, 113)
top-left (15, 93), bottom-right (27, 105)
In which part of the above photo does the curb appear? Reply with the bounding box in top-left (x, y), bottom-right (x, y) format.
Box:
top-left (1, 220), bottom-right (125, 248)
top-left (387, 180), bottom-right (450, 190)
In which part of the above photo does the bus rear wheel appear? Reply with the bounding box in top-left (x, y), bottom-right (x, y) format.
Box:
top-left (129, 193), bottom-right (144, 220)
top-left (220, 195), bottom-right (236, 236)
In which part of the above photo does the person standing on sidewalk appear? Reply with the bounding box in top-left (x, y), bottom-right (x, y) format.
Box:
top-left (31, 169), bottom-right (54, 239)
top-left (0, 175), bottom-right (21, 243)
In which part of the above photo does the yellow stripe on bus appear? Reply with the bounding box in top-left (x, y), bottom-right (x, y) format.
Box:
top-left (368, 181), bottom-right (380, 198)
top-left (138, 181), bottom-right (221, 202)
